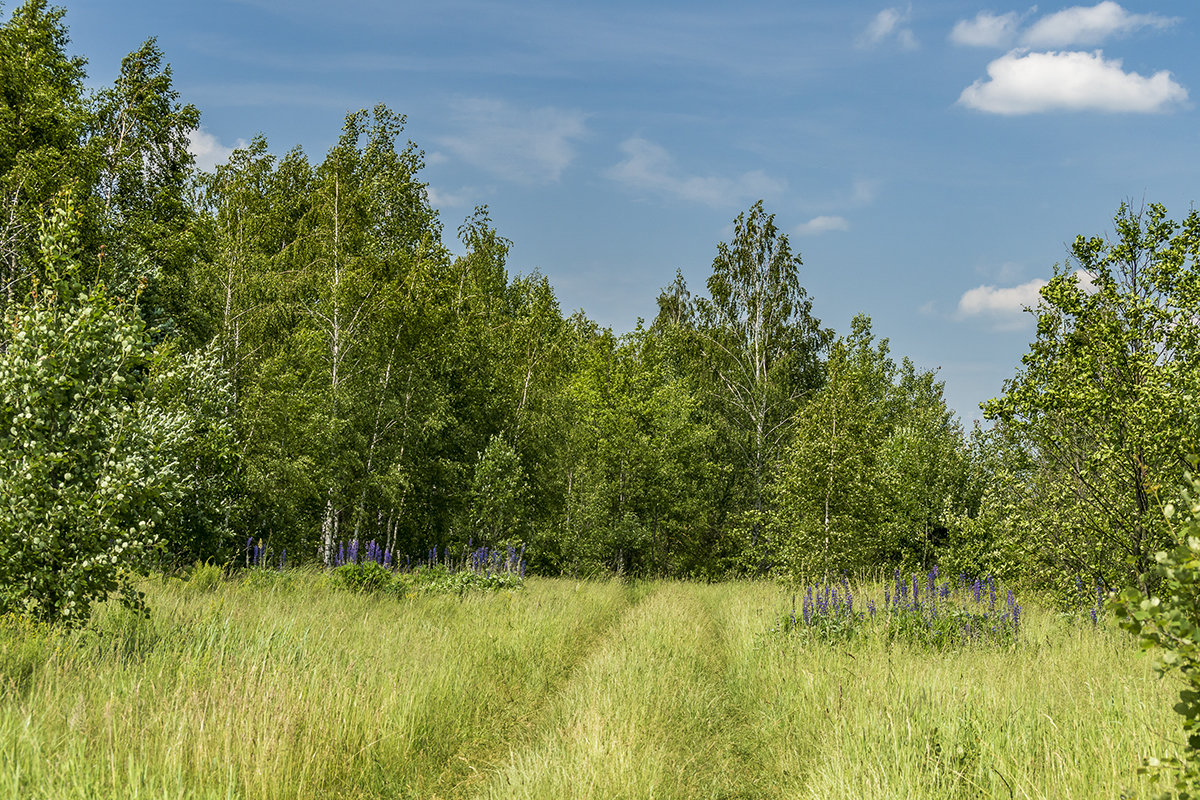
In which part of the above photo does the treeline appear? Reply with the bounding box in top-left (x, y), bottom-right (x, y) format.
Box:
top-left (2, 2), bottom-right (1199, 621)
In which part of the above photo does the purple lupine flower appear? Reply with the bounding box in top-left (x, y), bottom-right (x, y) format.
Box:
top-left (1012, 601), bottom-right (1021, 631)
top-left (884, 587), bottom-right (891, 608)
top-left (1089, 605), bottom-right (1098, 625)
top-left (912, 575), bottom-right (920, 607)
top-left (988, 576), bottom-right (997, 611)
top-left (972, 578), bottom-right (981, 604)
top-left (279, 549), bottom-right (286, 571)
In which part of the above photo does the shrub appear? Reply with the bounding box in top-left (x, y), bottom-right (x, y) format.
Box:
top-left (188, 561), bottom-right (224, 593)
top-left (1113, 470), bottom-right (1200, 799)
top-left (330, 561), bottom-right (395, 595)
top-left (0, 194), bottom-right (186, 626)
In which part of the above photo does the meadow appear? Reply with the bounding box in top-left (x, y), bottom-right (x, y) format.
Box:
top-left (0, 570), bottom-right (1179, 799)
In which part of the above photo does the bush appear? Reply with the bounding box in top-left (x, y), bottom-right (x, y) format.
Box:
top-left (1113, 469), bottom-right (1200, 799)
top-left (0, 195), bottom-right (186, 626)
top-left (188, 561), bottom-right (224, 592)
top-left (330, 561), bottom-right (395, 595)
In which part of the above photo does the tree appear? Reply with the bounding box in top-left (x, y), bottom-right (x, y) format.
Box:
top-left (88, 38), bottom-right (202, 342)
top-left (874, 359), bottom-right (969, 568)
top-left (466, 434), bottom-right (528, 548)
top-left (0, 194), bottom-right (185, 624)
top-left (985, 203), bottom-right (1200, 588)
top-left (769, 315), bottom-right (896, 578)
top-left (664, 202), bottom-right (829, 559)
top-left (0, 0), bottom-right (89, 313)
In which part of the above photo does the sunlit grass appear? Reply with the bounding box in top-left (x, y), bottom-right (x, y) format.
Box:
top-left (0, 571), bottom-right (1177, 799)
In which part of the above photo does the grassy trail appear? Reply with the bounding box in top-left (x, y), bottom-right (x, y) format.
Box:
top-left (0, 573), bottom-right (1180, 799)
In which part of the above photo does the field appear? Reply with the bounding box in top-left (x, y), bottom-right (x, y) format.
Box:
top-left (0, 572), bottom-right (1179, 799)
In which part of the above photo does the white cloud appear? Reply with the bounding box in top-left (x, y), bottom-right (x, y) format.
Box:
top-left (957, 271), bottom-right (1098, 329)
top-left (956, 277), bottom-right (1047, 330)
top-left (1021, 1), bottom-right (1178, 48)
top-left (958, 49), bottom-right (1187, 114)
top-left (606, 137), bottom-right (786, 208)
top-left (858, 6), bottom-right (919, 50)
top-left (188, 128), bottom-right (246, 173)
top-left (436, 98), bottom-right (588, 184)
top-left (794, 215), bottom-right (850, 235)
top-left (950, 11), bottom-right (1021, 48)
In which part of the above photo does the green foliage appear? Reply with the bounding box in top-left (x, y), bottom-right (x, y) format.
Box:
top-left (1114, 469), bottom-right (1200, 799)
top-left (327, 562), bottom-right (525, 597)
top-left (330, 561), bottom-right (394, 594)
top-left (0, 0), bottom-right (90, 311)
top-left (88, 37), bottom-right (203, 342)
top-left (143, 342), bottom-right (243, 564)
top-left (0, 194), bottom-right (185, 625)
top-left (686, 202), bottom-right (830, 525)
top-left (769, 316), bottom-right (971, 579)
top-left (186, 561), bottom-right (223, 593)
top-left (467, 434), bottom-right (528, 547)
top-left (404, 564), bottom-right (525, 594)
top-left (986, 203), bottom-right (1200, 589)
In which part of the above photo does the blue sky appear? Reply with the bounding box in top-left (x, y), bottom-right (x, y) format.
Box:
top-left (62, 0), bottom-right (1200, 422)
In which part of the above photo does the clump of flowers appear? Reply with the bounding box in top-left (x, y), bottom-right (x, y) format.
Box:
top-left (772, 565), bottom-right (1021, 649)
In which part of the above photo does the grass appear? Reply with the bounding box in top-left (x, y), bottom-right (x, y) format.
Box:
top-left (0, 570), bottom-right (1179, 799)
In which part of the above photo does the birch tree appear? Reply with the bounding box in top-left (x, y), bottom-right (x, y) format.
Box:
top-left (691, 201), bottom-right (829, 524)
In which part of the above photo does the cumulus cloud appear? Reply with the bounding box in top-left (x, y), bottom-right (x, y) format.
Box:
top-left (436, 98), bottom-right (588, 184)
top-left (1021, 1), bottom-right (1178, 48)
top-left (956, 277), bottom-right (1047, 329)
top-left (958, 49), bottom-right (1187, 114)
top-left (957, 271), bottom-right (1099, 328)
top-left (950, 11), bottom-right (1021, 48)
top-left (188, 128), bottom-right (246, 173)
top-left (606, 137), bottom-right (785, 208)
top-left (794, 215), bottom-right (850, 236)
top-left (858, 6), bottom-right (919, 50)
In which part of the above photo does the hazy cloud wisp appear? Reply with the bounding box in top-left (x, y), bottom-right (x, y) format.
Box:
top-left (949, 11), bottom-right (1021, 48)
top-left (858, 6), bottom-right (919, 50)
top-left (607, 137), bottom-right (785, 208)
top-left (1021, 1), bottom-right (1178, 48)
top-left (437, 98), bottom-right (589, 184)
top-left (794, 215), bottom-right (850, 236)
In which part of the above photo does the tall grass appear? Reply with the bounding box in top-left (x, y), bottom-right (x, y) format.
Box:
top-left (0, 572), bottom-right (1177, 799)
